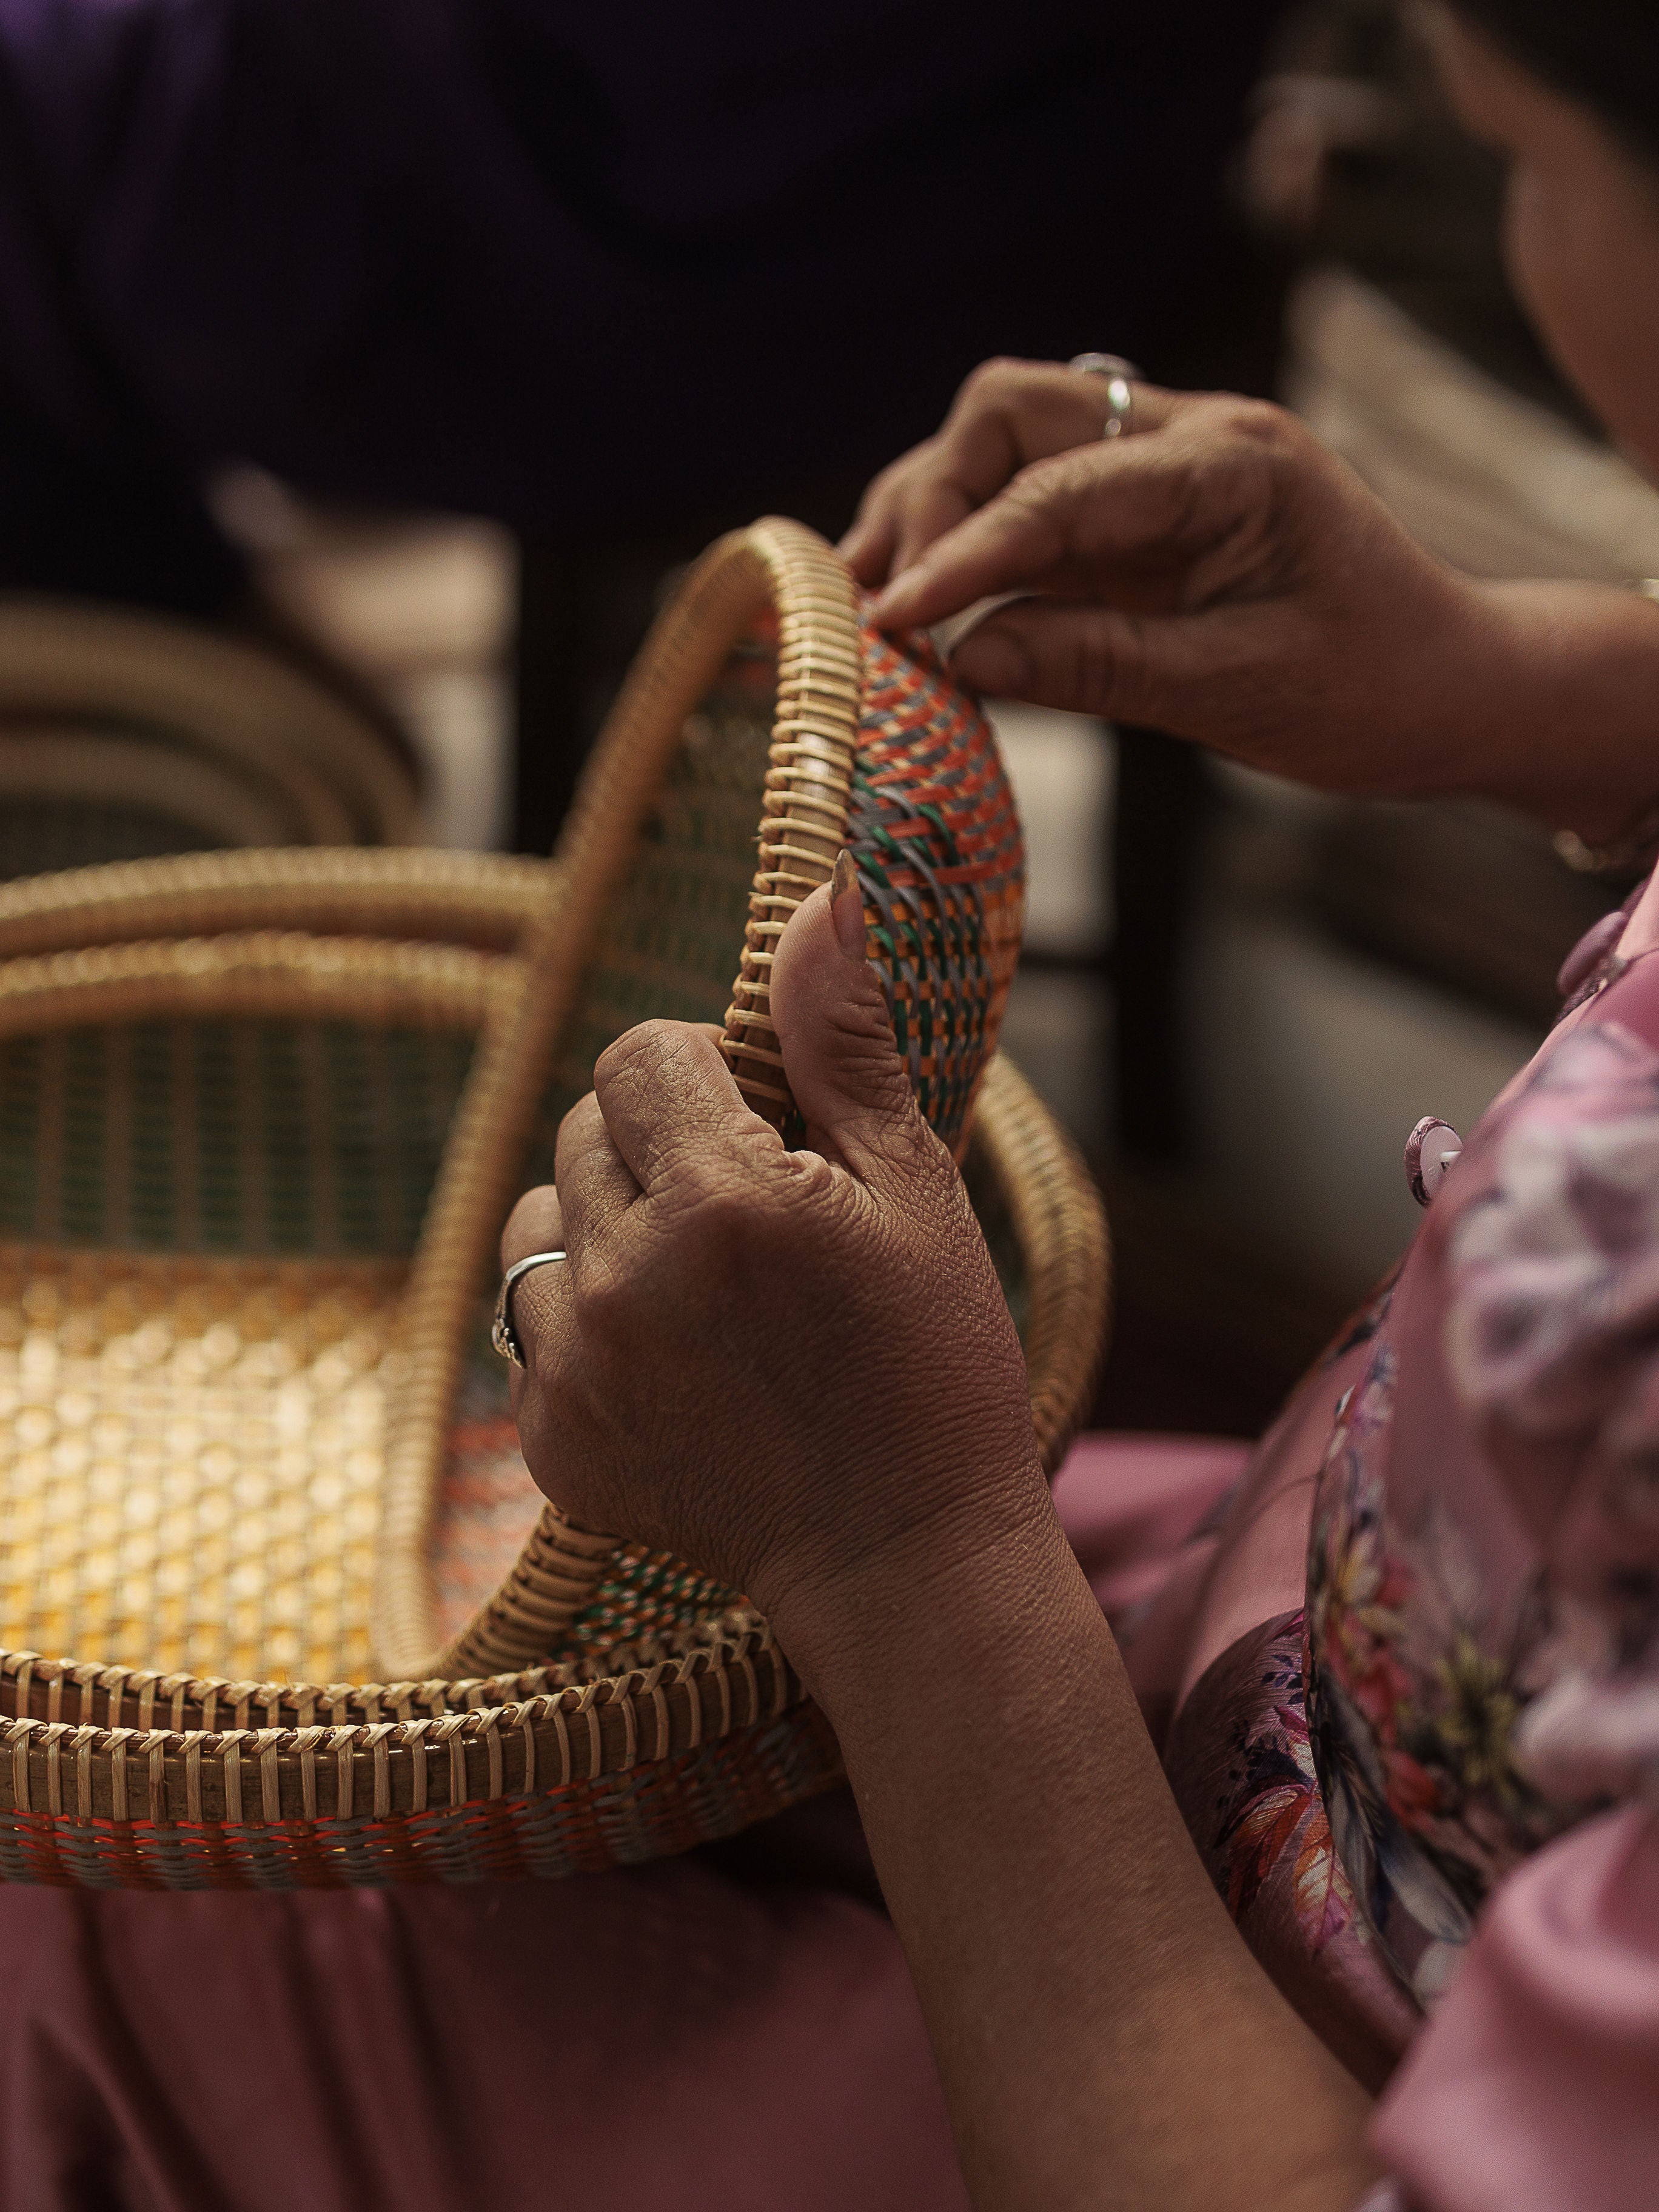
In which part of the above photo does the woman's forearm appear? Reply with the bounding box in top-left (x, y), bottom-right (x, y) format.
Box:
top-left (775, 1488), bottom-right (1378, 2212)
top-left (1442, 578), bottom-right (1659, 842)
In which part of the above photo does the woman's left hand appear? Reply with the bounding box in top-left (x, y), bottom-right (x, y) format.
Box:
top-left (500, 863), bottom-right (1046, 1649)
top-left (503, 865), bottom-right (1377, 2212)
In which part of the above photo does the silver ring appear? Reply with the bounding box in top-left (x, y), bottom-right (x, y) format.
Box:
top-left (1068, 351), bottom-right (1142, 439)
top-left (491, 1248), bottom-right (568, 1368)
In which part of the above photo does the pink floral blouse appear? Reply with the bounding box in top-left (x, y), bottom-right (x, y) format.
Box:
top-left (1135, 882), bottom-right (1659, 2205)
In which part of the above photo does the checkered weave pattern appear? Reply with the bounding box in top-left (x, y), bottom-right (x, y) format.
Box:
top-left (848, 618), bottom-right (1024, 1153)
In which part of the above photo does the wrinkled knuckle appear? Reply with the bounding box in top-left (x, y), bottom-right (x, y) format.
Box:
top-left (828, 998), bottom-right (913, 1101)
top-left (573, 1261), bottom-right (634, 1349)
top-left (683, 1173), bottom-right (759, 1264)
top-left (962, 353), bottom-right (1020, 397)
top-left (785, 1145), bottom-right (841, 1204)
top-left (1006, 452), bottom-right (1062, 506)
top-left (994, 460), bottom-right (1071, 550)
top-left (596, 1017), bottom-right (681, 1092)
top-left (1014, 444), bottom-right (1104, 519)
top-left (1222, 395), bottom-right (1299, 453)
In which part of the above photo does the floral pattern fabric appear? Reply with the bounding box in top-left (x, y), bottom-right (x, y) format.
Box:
top-left (1300, 989), bottom-right (1659, 2012)
top-left (1212, 1611), bottom-right (1356, 1951)
top-left (1166, 943), bottom-right (1659, 2079)
top-left (1305, 1342), bottom-right (1566, 2007)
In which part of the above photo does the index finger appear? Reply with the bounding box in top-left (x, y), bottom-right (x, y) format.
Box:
top-left (593, 1019), bottom-right (784, 1199)
top-left (871, 395), bottom-right (1198, 632)
top-left (846, 363), bottom-right (1175, 588)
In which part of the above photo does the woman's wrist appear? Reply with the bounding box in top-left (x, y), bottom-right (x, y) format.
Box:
top-left (1433, 577), bottom-right (1659, 838)
top-left (754, 1447), bottom-right (1057, 1712)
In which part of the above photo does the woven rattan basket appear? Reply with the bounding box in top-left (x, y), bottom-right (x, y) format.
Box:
top-left (0, 596), bottom-right (420, 869)
top-left (0, 521), bottom-right (1108, 1888)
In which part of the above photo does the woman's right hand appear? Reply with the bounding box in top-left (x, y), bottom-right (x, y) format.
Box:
top-left (840, 358), bottom-right (1524, 802)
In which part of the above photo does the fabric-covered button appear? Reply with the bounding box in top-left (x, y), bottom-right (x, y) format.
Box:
top-left (1405, 1118), bottom-right (1463, 1207)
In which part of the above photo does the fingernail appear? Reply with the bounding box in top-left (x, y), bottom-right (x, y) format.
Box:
top-left (830, 849), bottom-right (867, 962)
top-left (953, 627), bottom-right (1025, 695)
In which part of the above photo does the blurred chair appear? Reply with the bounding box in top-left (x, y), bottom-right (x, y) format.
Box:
top-left (0, 598), bottom-right (419, 876)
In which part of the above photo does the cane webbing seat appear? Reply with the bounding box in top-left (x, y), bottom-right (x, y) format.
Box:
top-left (0, 521), bottom-right (1109, 1886)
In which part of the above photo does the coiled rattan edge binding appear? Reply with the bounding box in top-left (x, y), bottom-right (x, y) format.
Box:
top-left (0, 1616), bottom-right (796, 1826)
top-left (0, 1047), bottom-right (1107, 1835)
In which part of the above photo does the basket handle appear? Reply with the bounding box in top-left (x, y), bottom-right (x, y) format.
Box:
top-left (372, 520), bottom-right (863, 1682)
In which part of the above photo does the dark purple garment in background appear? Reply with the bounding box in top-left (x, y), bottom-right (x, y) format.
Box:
top-left (0, 0), bottom-right (1278, 599)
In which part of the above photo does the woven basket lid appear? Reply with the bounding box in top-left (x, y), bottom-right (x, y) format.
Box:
top-left (0, 523), bottom-right (1108, 1887)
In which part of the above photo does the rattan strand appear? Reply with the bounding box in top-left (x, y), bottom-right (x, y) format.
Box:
top-left (0, 935), bottom-right (517, 1689)
top-left (0, 1620), bottom-right (796, 1826)
top-left (969, 1054), bottom-right (1110, 1473)
top-left (0, 1247), bottom-right (409, 1686)
top-left (0, 934), bottom-right (520, 1041)
top-left (0, 728), bottom-right (316, 851)
top-left (0, 849), bottom-right (554, 962)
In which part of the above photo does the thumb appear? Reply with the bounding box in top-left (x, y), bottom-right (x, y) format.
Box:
top-left (768, 852), bottom-right (936, 1187)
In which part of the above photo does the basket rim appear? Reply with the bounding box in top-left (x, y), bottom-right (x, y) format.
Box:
top-left (0, 1615), bottom-right (798, 1826)
top-left (0, 723), bottom-right (333, 848)
top-left (0, 521), bottom-right (1111, 1843)
top-left (0, 929), bottom-right (521, 1037)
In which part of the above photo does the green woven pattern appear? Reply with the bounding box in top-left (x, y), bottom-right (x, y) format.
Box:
top-left (552, 1543), bottom-right (742, 1674)
top-left (0, 1022), bottom-right (474, 1258)
top-left (528, 685), bottom-right (773, 1178)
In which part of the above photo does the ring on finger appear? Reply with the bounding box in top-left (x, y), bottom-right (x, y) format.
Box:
top-left (1068, 351), bottom-right (1142, 439)
top-left (492, 1248), bottom-right (568, 1367)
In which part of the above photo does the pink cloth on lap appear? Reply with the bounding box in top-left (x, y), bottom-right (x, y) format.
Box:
top-left (0, 1865), bottom-right (969, 2212)
top-left (1051, 1432), bottom-right (1248, 1620)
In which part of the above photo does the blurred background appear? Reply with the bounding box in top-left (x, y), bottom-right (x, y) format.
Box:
top-left (2, 0), bottom-right (1656, 1440)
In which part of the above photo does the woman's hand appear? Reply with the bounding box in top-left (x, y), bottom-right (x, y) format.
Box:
top-left (842, 357), bottom-right (1659, 837)
top-left (500, 861), bottom-right (1046, 1653)
top-left (501, 863), bottom-right (1376, 2212)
